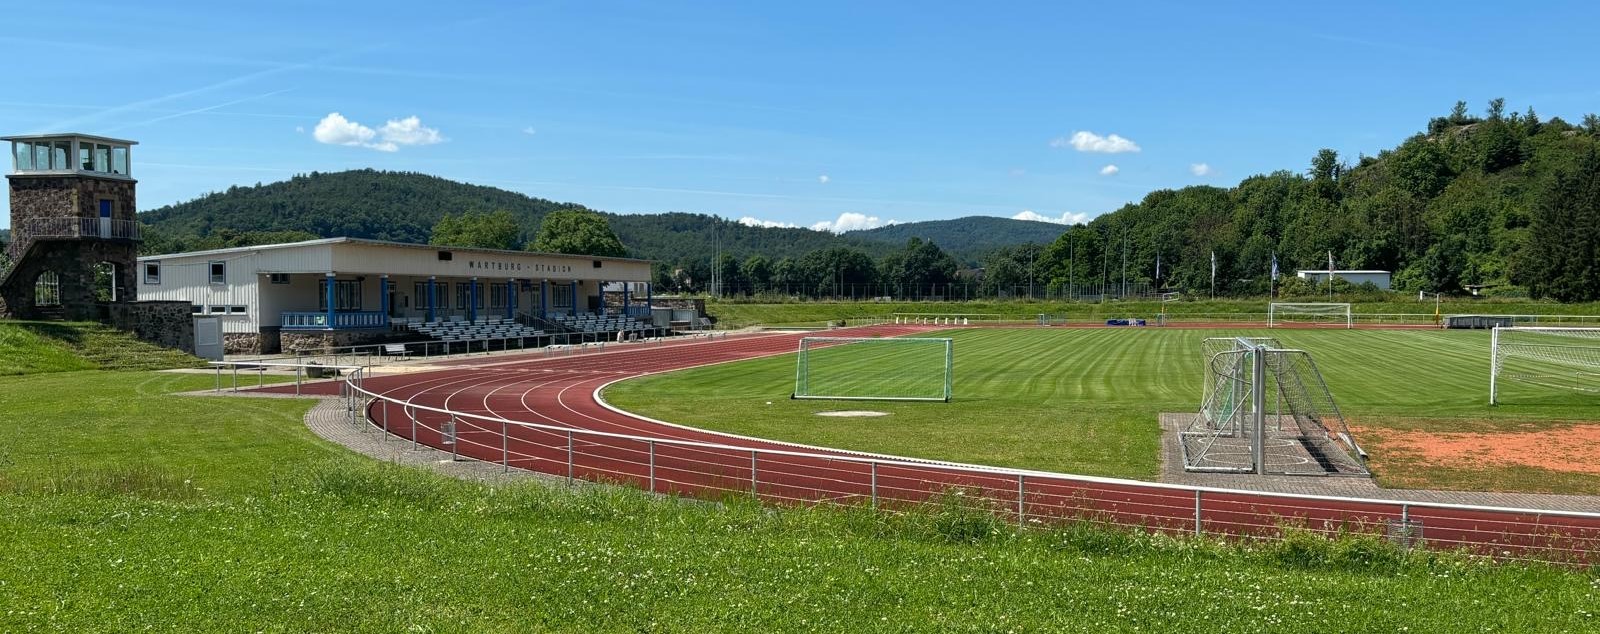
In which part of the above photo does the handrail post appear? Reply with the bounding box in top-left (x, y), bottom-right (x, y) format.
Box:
top-left (408, 405), bottom-right (417, 451)
top-left (381, 399), bottom-right (389, 439)
top-left (448, 415), bottom-right (458, 461)
top-left (648, 439), bottom-right (656, 493)
top-left (566, 430), bottom-right (574, 484)
top-left (870, 461), bottom-right (878, 509)
top-left (750, 450), bottom-right (758, 498)
top-left (1017, 474), bottom-right (1025, 526)
top-left (231, 365), bottom-right (238, 392)
top-left (501, 420), bottom-right (509, 472)
top-left (295, 364), bottom-right (302, 396)
top-left (1194, 490), bottom-right (1202, 535)
top-left (214, 365), bottom-right (221, 392)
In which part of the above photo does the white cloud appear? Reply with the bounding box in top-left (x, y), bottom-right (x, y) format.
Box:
top-left (522, 126), bottom-right (537, 135)
top-left (378, 116), bottom-right (444, 146)
top-left (313, 112), bottom-right (444, 152)
top-left (294, 125), bottom-right (304, 134)
top-left (1013, 210), bottom-right (1090, 225)
top-left (1099, 164), bottom-right (1120, 176)
top-left (817, 174), bottom-right (830, 184)
top-left (812, 212), bottom-right (896, 233)
top-left (313, 112), bottom-right (377, 147)
top-left (1051, 131), bottom-right (1141, 153)
top-left (737, 216), bottom-right (799, 229)
top-left (1190, 162), bottom-right (1212, 176)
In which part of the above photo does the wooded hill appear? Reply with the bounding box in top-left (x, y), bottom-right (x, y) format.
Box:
top-left (135, 170), bottom-right (1051, 265)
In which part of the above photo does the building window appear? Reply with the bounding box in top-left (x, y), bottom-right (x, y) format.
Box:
top-left (318, 279), bottom-right (363, 311)
top-left (413, 281), bottom-right (446, 309)
top-left (454, 282), bottom-right (484, 310)
top-left (552, 284), bottom-right (573, 309)
top-left (144, 262), bottom-right (160, 285)
top-left (228, 305), bottom-right (247, 315)
top-left (191, 304), bottom-right (204, 314)
top-left (209, 261), bottom-right (226, 285)
top-left (268, 273), bottom-right (290, 284)
top-left (489, 283), bottom-right (507, 309)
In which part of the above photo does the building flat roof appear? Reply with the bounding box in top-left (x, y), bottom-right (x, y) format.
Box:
top-left (136, 236), bottom-right (652, 264)
top-left (2, 133), bottom-right (138, 146)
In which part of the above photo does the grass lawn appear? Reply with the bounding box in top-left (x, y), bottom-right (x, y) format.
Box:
top-left (605, 328), bottom-right (1600, 493)
top-left (1, 370), bottom-right (1597, 632)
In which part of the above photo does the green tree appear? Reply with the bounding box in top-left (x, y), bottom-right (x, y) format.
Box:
top-left (1526, 148), bottom-right (1600, 301)
top-left (429, 210), bottom-right (522, 250)
top-left (714, 253), bottom-right (743, 296)
top-left (883, 238), bottom-right (959, 297)
top-left (741, 255), bottom-right (772, 293)
top-left (530, 209), bottom-right (627, 257)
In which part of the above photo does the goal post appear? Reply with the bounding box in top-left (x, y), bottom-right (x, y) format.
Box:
top-left (1490, 326), bottom-right (1600, 405)
top-left (793, 336), bottom-right (953, 402)
top-left (1268, 302), bottom-right (1352, 329)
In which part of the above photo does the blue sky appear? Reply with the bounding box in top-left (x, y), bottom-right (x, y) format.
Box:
top-left (5, 1), bottom-right (1599, 232)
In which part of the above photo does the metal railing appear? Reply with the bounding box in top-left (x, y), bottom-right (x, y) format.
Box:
top-left (280, 310), bottom-right (388, 330)
top-left (209, 360), bottom-right (365, 396)
top-left (234, 329), bottom-right (731, 368)
top-left (5, 217), bottom-right (139, 260)
top-left (337, 364), bottom-right (1600, 565)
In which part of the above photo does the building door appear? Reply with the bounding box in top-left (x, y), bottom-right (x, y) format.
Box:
top-left (387, 281), bottom-right (397, 317)
top-left (98, 199), bottom-right (112, 238)
top-left (194, 317), bottom-right (223, 360)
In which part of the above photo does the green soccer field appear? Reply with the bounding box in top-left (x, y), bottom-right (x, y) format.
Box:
top-left (604, 327), bottom-right (1600, 490)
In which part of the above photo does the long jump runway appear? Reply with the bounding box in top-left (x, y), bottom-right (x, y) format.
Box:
top-left (253, 326), bottom-right (1600, 562)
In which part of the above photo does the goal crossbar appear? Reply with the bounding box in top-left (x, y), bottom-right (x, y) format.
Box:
top-left (793, 336), bottom-right (953, 402)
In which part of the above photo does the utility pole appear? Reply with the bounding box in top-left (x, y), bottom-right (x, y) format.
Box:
top-left (1120, 233), bottom-right (1128, 298)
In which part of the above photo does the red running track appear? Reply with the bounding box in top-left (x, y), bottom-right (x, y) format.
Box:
top-left (257, 326), bottom-right (1600, 563)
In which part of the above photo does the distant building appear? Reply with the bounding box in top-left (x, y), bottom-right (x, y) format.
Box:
top-left (1296, 269), bottom-right (1391, 290)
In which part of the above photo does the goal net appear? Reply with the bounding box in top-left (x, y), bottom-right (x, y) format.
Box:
top-left (1490, 326), bottom-right (1600, 404)
top-left (1268, 302), bottom-right (1352, 329)
top-left (1183, 337), bottom-right (1367, 476)
top-left (793, 336), bottom-right (953, 402)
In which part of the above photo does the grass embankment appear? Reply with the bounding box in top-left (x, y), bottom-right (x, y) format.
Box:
top-left (0, 320), bottom-right (204, 375)
top-left (1, 371), bottom-right (1596, 631)
top-left (705, 298), bottom-right (1600, 329)
top-left (606, 328), bottom-right (1600, 494)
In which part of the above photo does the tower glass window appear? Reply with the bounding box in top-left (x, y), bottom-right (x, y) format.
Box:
top-left (14, 141), bottom-right (32, 170)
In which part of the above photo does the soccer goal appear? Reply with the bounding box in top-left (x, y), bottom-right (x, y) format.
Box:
top-left (1182, 337), bottom-right (1367, 476)
top-left (1490, 326), bottom-right (1600, 404)
top-left (793, 336), bottom-right (953, 402)
top-left (1268, 302), bottom-right (1352, 329)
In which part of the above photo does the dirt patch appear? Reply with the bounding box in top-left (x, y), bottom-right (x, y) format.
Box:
top-left (1354, 423), bottom-right (1600, 475)
top-left (815, 410), bottom-right (890, 418)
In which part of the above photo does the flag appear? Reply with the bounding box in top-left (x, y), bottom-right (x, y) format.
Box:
top-left (1155, 252), bottom-right (1161, 282)
top-left (1271, 252), bottom-right (1279, 282)
top-left (1210, 250), bottom-right (1217, 287)
top-left (1327, 249), bottom-right (1335, 282)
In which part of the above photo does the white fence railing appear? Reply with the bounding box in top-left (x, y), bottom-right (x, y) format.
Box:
top-left (338, 366), bottom-right (1600, 565)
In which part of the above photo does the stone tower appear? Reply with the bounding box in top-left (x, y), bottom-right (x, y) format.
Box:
top-left (1, 134), bottom-right (140, 320)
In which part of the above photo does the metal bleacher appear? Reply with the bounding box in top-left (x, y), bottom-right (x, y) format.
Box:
top-left (398, 316), bottom-right (547, 344)
top-left (545, 312), bottom-right (661, 340)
